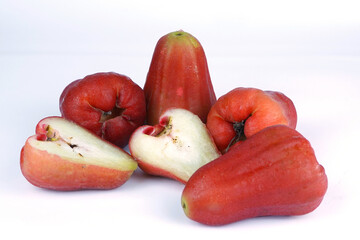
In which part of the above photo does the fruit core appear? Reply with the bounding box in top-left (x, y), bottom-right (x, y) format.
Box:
top-left (143, 117), bottom-right (173, 137)
top-left (156, 117), bottom-right (172, 137)
top-left (38, 125), bottom-right (82, 155)
top-left (43, 125), bottom-right (59, 141)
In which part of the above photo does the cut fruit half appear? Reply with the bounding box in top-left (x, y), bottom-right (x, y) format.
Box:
top-left (20, 117), bottom-right (137, 191)
top-left (129, 108), bottom-right (221, 184)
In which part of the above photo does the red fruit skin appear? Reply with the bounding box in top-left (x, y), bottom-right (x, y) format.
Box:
top-left (144, 30), bottom-right (216, 125)
top-left (60, 72), bottom-right (146, 148)
top-left (206, 87), bottom-right (297, 153)
top-left (135, 157), bottom-right (187, 184)
top-left (181, 125), bottom-right (327, 226)
top-left (20, 141), bottom-right (134, 191)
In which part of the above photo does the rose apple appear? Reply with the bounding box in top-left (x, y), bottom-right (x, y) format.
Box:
top-left (129, 108), bottom-right (220, 184)
top-left (181, 125), bottom-right (327, 225)
top-left (207, 87), bottom-right (297, 153)
top-left (60, 72), bottom-right (146, 148)
top-left (20, 117), bottom-right (138, 191)
top-left (144, 30), bottom-right (216, 125)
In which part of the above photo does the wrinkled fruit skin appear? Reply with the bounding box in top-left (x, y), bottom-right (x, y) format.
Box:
top-left (181, 125), bottom-right (327, 226)
top-left (207, 87), bottom-right (297, 153)
top-left (60, 72), bottom-right (146, 148)
top-left (144, 30), bottom-right (216, 125)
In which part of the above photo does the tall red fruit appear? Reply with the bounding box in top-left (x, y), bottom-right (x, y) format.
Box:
top-left (144, 30), bottom-right (216, 125)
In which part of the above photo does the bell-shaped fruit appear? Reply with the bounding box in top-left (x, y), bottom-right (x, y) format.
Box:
top-left (60, 72), bottom-right (146, 148)
top-left (181, 125), bottom-right (327, 225)
top-left (20, 117), bottom-right (138, 191)
top-left (207, 87), bottom-right (297, 153)
top-left (144, 30), bottom-right (216, 125)
top-left (129, 108), bottom-right (220, 184)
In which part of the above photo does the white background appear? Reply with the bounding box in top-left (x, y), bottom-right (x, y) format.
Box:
top-left (1, 0), bottom-right (359, 239)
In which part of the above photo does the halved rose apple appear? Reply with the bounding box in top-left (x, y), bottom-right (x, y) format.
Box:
top-left (20, 117), bottom-right (137, 191)
top-left (129, 108), bottom-right (221, 184)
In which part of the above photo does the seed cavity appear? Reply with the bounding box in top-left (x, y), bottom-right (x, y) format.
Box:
top-left (45, 125), bottom-right (59, 141)
top-left (44, 125), bottom-right (84, 157)
top-left (156, 117), bottom-right (173, 137)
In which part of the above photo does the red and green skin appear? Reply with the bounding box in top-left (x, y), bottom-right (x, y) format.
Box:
top-left (206, 87), bottom-right (297, 153)
top-left (144, 30), bottom-right (216, 125)
top-left (181, 125), bottom-right (327, 226)
top-left (60, 72), bottom-right (146, 148)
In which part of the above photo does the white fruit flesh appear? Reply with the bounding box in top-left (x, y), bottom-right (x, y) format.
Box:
top-left (30, 118), bottom-right (137, 171)
top-left (130, 108), bottom-right (220, 182)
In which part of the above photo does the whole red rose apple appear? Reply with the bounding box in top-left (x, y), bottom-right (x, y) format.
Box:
top-left (181, 125), bottom-right (327, 225)
top-left (207, 87), bottom-right (297, 153)
top-left (60, 72), bottom-right (146, 148)
top-left (144, 30), bottom-right (216, 125)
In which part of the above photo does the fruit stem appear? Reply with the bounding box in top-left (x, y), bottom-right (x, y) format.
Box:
top-left (99, 106), bottom-right (125, 123)
top-left (224, 117), bottom-right (249, 153)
